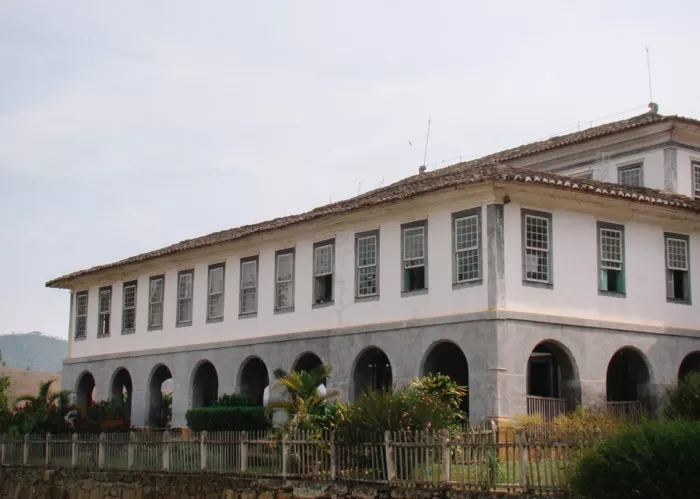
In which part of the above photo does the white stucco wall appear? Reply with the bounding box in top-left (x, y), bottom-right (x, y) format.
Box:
top-left (504, 201), bottom-right (700, 330)
top-left (70, 198), bottom-right (490, 358)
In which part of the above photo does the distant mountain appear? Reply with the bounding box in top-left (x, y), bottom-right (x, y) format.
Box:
top-left (0, 332), bottom-right (67, 373)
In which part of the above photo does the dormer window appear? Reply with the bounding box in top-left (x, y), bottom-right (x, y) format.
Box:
top-left (693, 161), bottom-right (700, 198)
top-left (617, 163), bottom-right (643, 187)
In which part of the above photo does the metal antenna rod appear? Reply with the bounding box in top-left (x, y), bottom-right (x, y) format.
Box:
top-left (645, 46), bottom-right (653, 104)
top-left (422, 119), bottom-right (431, 166)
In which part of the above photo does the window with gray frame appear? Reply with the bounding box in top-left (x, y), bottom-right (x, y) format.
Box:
top-left (577, 171), bottom-right (593, 180)
top-left (207, 263), bottom-right (225, 321)
top-left (356, 231), bottom-right (379, 298)
top-left (240, 256), bottom-right (258, 315)
top-left (177, 270), bottom-right (194, 325)
top-left (74, 291), bottom-right (88, 339)
top-left (453, 209), bottom-right (481, 283)
top-left (275, 249), bottom-right (295, 311)
top-left (402, 221), bottom-right (427, 292)
top-left (598, 222), bottom-right (625, 294)
top-left (665, 233), bottom-right (691, 303)
top-left (97, 286), bottom-right (111, 336)
top-left (148, 275), bottom-right (164, 329)
top-left (313, 240), bottom-right (334, 305)
top-left (693, 162), bottom-right (700, 198)
top-left (122, 281), bottom-right (137, 333)
top-left (522, 210), bottom-right (552, 284)
top-left (617, 164), bottom-right (642, 187)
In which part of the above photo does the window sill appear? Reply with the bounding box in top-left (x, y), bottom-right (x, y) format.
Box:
top-left (667, 297), bottom-right (692, 305)
top-left (522, 280), bottom-right (553, 290)
top-left (176, 321), bottom-right (193, 328)
top-left (121, 330), bottom-right (135, 335)
top-left (598, 290), bottom-right (626, 298)
top-left (275, 307), bottom-right (295, 315)
top-left (97, 334), bottom-right (110, 339)
top-left (453, 279), bottom-right (483, 290)
top-left (239, 312), bottom-right (258, 320)
top-left (148, 325), bottom-right (163, 331)
top-left (401, 288), bottom-right (428, 298)
top-left (206, 317), bottom-right (224, 324)
top-left (74, 336), bottom-right (87, 342)
top-left (312, 301), bottom-right (334, 309)
top-left (355, 294), bottom-right (379, 303)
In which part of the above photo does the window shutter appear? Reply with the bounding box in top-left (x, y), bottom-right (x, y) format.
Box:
top-left (666, 269), bottom-right (675, 299)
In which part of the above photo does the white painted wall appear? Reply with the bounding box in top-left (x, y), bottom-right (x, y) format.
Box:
top-left (70, 200), bottom-right (490, 358)
top-left (504, 201), bottom-right (700, 330)
top-left (562, 149), bottom-right (665, 189)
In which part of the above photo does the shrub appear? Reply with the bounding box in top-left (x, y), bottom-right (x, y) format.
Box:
top-left (570, 420), bottom-right (700, 499)
top-left (213, 394), bottom-right (254, 407)
top-left (663, 371), bottom-right (700, 420)
top-left (186, 407), bottom-right (269, 432)
top-left (409, 373), bottom-right (467, 414)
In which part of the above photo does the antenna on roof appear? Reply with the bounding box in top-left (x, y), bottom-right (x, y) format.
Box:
top-left (645, 46), bottom-right (658, 113)
top-left (419, 119), bottom-right (431, 174)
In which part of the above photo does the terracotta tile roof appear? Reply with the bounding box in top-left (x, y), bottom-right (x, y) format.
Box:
top-left (46, 112), bottom-right (700, 288)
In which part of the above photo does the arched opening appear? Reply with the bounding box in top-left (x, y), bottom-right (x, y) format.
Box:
top-left (191, 361), bottom-right (219, 408)
top-left (352, 347), bottom-right (393, 400)
top-left (239, 357), bottom-right (269, 406)
top-left (75, 371), bottom-right (96, 414)
top-left (678, 351), bottom-right (700, 380)
top-left (422, 341), bottom-right (469, 415)
top-left (293, 352), bottom-right (323, 373)
top-left (526, 341), bottom-right (580, 420)
top-left (148, 364), bottom-right (173, 427)
top-left (110, 368), bottom-right (133, 421)
top-left (606, 347), bottom-right (652, 417)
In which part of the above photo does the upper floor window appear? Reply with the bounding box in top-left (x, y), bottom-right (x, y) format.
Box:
top-left (275, 249), bottom-right (295, 311)
top-left (522, 210), bottom-right (552, 285)
top-left (313, 240), bottom-right (334, 306)
top-left (177, 270), bottom-right (194, 326)
top-left (74, 291), bottom-right (88, 339)
top-left (453, 208), bottom-right (481, 284)
top-left (577, 171), bottom-right (593, 180)
top-left (97, 286), bottom-right (111, 337)
top-left (148, 275), bottom-right (164, 330)
top-left (665, 233), bottom-right (691, 303)
top-left (617, 163), bottom-right (642, 187)
top-left (356, 231), bottom-right (379, 298)
top-left (240, 256), bottom-right (258, 316)
top-left (207, 263), bottom-right (225, 321)
top-left (693, 161), bottom-right (700, 198)
top-left (402, 221), bottom-right (427, 293)
top-left (122, 281), bottom-right (137, 333)
top-left (598, 222), bottom-right (625, 294)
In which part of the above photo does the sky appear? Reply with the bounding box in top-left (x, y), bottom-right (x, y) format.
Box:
top-left (1, 0), bottom-right (699, 339)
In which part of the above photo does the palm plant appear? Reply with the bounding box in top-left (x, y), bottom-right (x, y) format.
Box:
top-left (269, 364), bottom-right (339, 433)
top-left (15, 379), bottom-right (72, 432)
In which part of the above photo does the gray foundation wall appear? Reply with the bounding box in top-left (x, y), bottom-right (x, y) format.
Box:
top-left (62, 313), bottom-right (700, 426)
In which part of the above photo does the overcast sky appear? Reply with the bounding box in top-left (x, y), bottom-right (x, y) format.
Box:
top-left (1, 1), bottom-right (699, 339)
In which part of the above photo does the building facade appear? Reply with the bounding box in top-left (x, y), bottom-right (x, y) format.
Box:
top-left (48, 110), bottom-right (700, 426)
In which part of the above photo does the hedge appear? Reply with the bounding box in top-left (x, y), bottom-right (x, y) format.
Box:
top-left (185, 406), bottom-right (269, 432)
top-left (570, 420), bottom-right (700, 498)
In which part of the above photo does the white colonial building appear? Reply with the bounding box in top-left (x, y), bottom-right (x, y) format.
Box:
top-left (48, 109), bottom-right (700, 426)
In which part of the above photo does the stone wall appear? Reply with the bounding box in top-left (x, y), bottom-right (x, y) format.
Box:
top-left (0, 467), bottom-right (557, 498)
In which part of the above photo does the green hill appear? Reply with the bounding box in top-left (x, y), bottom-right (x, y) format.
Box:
top-left (0, 332), bottom-right (67, 373)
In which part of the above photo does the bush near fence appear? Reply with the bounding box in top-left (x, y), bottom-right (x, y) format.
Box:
top-left (185, 407), bottom-right (269, 432)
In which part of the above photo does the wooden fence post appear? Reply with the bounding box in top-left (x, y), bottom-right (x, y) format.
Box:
top-left (442, 430), bottom-right (451, 484)
top-left (127, 432), bottom-right (134, 470)
top-left (98, 433), bottom-right (105, 468)
top-left (71, 433), bottom-right (77, 468)
top-left (200, 431), bottom-right (207, 470)
top-left (240, 431), bottom-right (248, 473)
top-left (516, 430), bottom-right (529, 492)
top-left (22, 434), bottom-right (28, 465)
top-left (281, 433), bottom-right (288, 479)
top-left (329, 431), bottom-right (337, 480)
top-left (384, 430), bottom-right (395, 483)
top-left (45, 432), bottom-right (51, 466)
top-left (162, 432), bottom-right (170, 471)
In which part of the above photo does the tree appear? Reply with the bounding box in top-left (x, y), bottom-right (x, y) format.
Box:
top-left (269, 364), bottom-right (339, 432)
top-left (15, 379), bottom-right (72, 432)
top-left (0, 375), bottom-right (10, 409)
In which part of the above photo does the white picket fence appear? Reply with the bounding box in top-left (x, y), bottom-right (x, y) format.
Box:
top-left (0, 426), bottom-right (586, 495)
